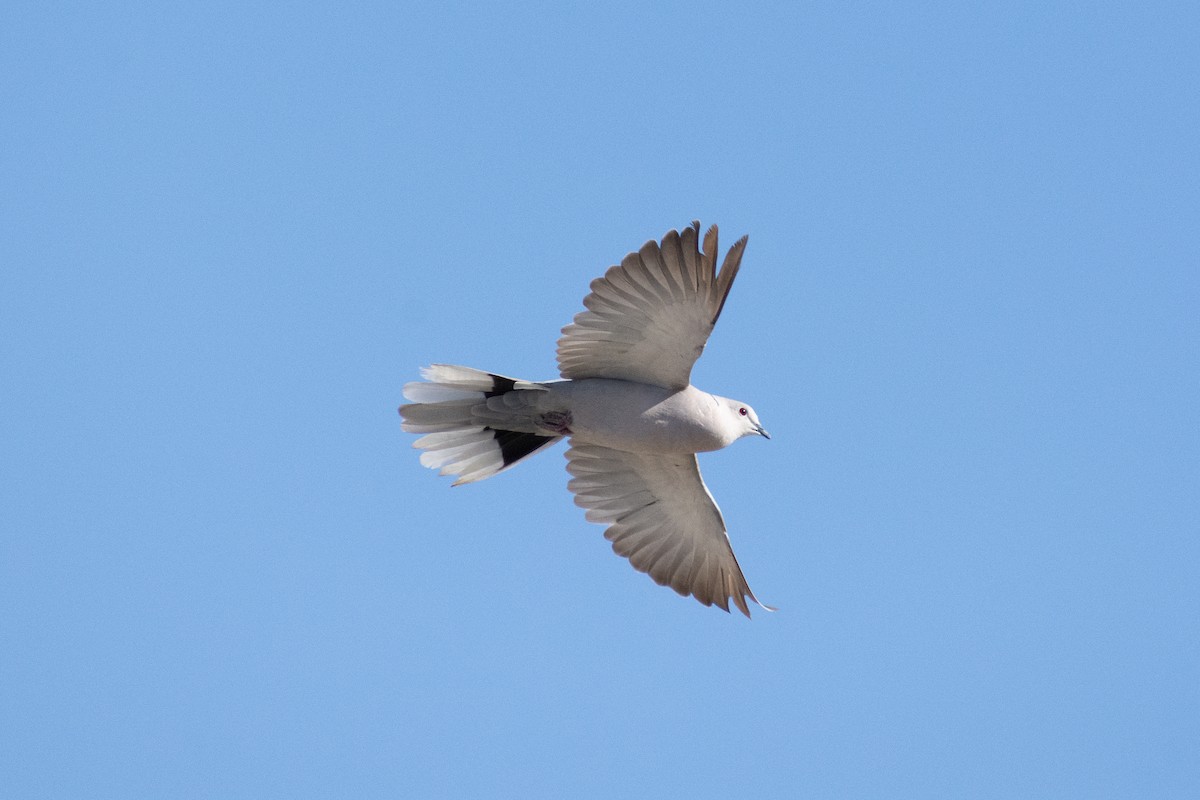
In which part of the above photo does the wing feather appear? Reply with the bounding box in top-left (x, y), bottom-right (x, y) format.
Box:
top-left (556, 222), bottom-right (748, 390)
top-left (565, 444), bottom-right (771, 617)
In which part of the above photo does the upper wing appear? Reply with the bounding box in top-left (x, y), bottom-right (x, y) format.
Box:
top-left (556, 222), bottom-right (747, 390)
top-left (566, 443), bottom-right (772, 617)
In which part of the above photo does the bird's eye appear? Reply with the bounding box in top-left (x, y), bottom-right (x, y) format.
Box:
top-left (739, 407), bottom-right (748, 416)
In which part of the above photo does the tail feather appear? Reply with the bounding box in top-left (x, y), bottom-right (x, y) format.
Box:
top-left (418, 432), bottom-right (497, 470)
top-left (415, 364), bottom-right (543, 393)
top-left (402, 383), bottom-right (481, 403)
top-left (399, 364), bottom-right (562, 485)
top-left (399, 399), bottom-right (479, 433)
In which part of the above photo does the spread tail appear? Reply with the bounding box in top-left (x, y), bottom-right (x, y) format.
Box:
top-left (398, 365), bottom-right (562, 485)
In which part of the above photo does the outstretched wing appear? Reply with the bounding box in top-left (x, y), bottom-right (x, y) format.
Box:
top-left (565, 443), bottom-right (772, 617)
top-left (556, 222), bottom-right (747, 391)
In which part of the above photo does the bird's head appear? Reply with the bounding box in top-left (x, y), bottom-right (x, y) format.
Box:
top-left (722, 398), bottom-right (770, 440)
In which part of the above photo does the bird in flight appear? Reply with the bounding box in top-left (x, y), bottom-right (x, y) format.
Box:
top-left (399, 222), bottom-right (773, 616)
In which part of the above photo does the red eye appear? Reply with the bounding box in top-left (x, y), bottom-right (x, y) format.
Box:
top-left (739, 407), bottom-right (748, 416)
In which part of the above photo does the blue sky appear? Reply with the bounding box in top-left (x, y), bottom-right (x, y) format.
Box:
top-left (2, 2), bottom-right (1197, 797)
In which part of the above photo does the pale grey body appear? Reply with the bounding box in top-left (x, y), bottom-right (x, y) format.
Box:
top-left (399, 222), bottom-right (773, 617)
top-left (517, 380), bottom-right (763, 454)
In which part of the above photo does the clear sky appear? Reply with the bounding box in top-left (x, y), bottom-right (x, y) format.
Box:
top-left (2, 2), bottom-right (1197, 797)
